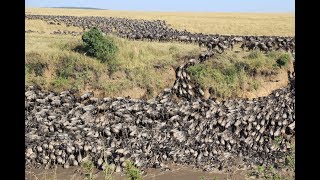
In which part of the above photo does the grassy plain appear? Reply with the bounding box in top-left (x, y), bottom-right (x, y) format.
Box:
top-left (26, 8), bottom-right (294, 36)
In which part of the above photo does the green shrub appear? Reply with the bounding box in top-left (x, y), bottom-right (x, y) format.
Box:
top-left (187, 64), bottom-right (208, 80)
top-left (286, 144), bottom-right (295, 170)
top-left (187, 64), bottom-right (209, 87)
top-left (81, 157), bottom-right (95, 180)
top-left (248, 165), bottom-right (283, 180)
top-left (124, 160), bottom-right (142, 180)
top-left (102, 162), bottom-right (115, 180)
top-left (52, 76), bottom-right (69, 89)
top-left (276, 54), bottom-right (290, 67)
top-left (82, 27), bottom-right (118, 63)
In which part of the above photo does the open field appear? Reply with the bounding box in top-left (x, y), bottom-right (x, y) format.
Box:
top-left (26, 8), bottom-right (294, 36)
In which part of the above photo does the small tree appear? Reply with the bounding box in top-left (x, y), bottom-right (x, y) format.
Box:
top-left (82, 27), bottom-right (118, 63)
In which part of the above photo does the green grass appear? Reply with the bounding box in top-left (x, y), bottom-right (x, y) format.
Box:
top-left (26, 18), bottom-right (292, 99)
top-left (276, 53), bottom-right (290, 67)
top-left (102, 162), bottom-right (115, 180)
top-left (124, 160), bottom-right (142, 180)
top-left (248, 165), bottom-right (283, 180)
top-left (80, 159), bottom-right (142, 180)
top-left (25, 33), bottom-right (201, 97)
top-left (81, 157), bottom-right (95, 180)
top-left (274, 137), bottom-right (283, 148)
top-left (285, 144), bottom-right (295, 171)
top-left (187, 50), bottom-right (292, 99)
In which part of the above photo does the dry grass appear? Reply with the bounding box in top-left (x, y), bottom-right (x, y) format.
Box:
top-left (26, 19), bottom-right (83, 34)
top-left (187, 50), bottom-right (293, 99)
top-left (25, 20), bottom-right (201, 98)
top-left (26, 8), bottom-right (294, 36)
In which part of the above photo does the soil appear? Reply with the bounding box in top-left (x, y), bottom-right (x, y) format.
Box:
top-left (25, 164), bottom-right (247, 180)
top-left (242, 61), bottom-right (294, 99)
top-left (76, 65), bottom-right (291, 100)
top-left (242, 68), bottom-right (289, 99)
top-left (118, 86), bottom-right (147, 99)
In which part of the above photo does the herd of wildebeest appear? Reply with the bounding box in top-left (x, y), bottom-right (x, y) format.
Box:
top-left (25, 14), bottom-right (295, 174)
top-left (26, 15), bottom-right (295, 54)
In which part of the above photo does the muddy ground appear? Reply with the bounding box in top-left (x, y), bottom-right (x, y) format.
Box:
top-left (26, 164), bottom-right (247, 180)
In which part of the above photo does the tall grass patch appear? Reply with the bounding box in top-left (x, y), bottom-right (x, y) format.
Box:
top-left (187, 50), bottom-right (292, 99)
top-left (25, 32), bottom-right (200, 97)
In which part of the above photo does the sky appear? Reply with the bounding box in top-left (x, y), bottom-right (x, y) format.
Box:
top-left (25, 0), bottom-right (295, 12)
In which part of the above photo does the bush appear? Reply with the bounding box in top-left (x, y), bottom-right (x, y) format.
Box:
top-left (82, 27), bottom-right (118, 63)
top-left (187, 64), bottom-right (209, 87)
top-left (81, 157), bottom-right (95, 180)
top-left (124, 160), bottom-right (142, 180)
top-left (187, 64), bottom-right (208, 79)
top-left (276, 53), bottom-right (290, 67)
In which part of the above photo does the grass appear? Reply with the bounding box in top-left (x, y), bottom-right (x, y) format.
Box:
top-left (102, 162), bottom-right (115, 180)
top-left (285, 144), bottom-right (295, 171)
top-left (274, 137), bottom-right (284, 149)
top-left (81, 159), bottom-right (142, 180)
top-left (26, 8), bottom-right (294, 36)
top-left (276, 54), bottom-right (291, 67)
top-left (26, 28), bottom-right (292, 99)
top-left (25, 19), bottom-right (83, 33)
top-left (25, 10), bottom-right (294, 100)
top-left (124, 160), bottom-right (142, 180)
top-left (248, 165), bottom-right (283, 180)
top-left (81, 157), bottom-right (95, 180)
top-left (25, 22), bottom-right (201, 98)
top-left (187, 50), bottom-right (292, 99)
top-left (200, 176), bottom-right (218, 180)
